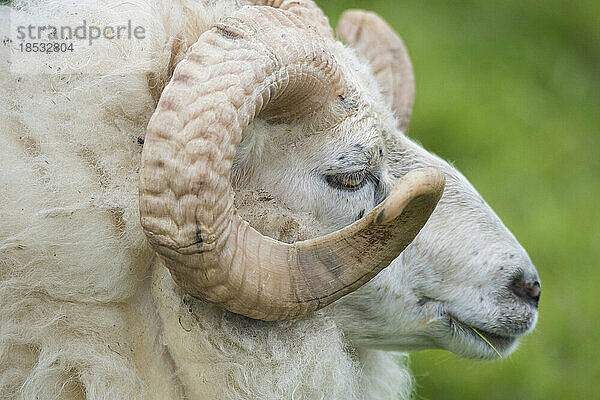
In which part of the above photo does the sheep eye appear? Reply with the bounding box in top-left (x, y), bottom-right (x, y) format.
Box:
top-left (326, 170), bottom-right (367, 192)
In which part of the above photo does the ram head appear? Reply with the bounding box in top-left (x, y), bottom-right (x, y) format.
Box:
top-left (140, 3), bottom-right (540, 359)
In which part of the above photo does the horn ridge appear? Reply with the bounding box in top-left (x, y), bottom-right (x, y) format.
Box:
top-left (250, 0), bottom-right (334, 38)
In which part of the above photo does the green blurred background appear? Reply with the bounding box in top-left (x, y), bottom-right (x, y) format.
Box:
top-left (318, 0), bottom-right (599, 399)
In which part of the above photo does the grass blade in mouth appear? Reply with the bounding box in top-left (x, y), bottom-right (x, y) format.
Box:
top-left (471, 327), bottom-right (503, 358)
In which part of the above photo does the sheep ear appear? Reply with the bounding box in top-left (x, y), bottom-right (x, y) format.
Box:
top-left (337, 10), bottom-right (415, 134)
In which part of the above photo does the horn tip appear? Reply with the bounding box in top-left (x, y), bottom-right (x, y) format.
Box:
top-left (378, 167), bottom-right (445, 224)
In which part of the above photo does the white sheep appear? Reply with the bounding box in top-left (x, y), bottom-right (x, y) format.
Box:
top-left (0, 0), bottom-right (540, 399)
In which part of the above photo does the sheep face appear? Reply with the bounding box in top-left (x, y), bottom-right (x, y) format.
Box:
top-left (330, 139), bottom-right (540, 360)
top-left (230, 44), bottom-right (540, 360)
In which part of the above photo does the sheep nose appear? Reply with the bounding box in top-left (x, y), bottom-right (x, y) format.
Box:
top-left (510, 274), bottom-right (541, 308)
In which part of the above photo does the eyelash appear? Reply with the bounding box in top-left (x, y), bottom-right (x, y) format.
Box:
top-left (325, 170), bottom-right (368, 192)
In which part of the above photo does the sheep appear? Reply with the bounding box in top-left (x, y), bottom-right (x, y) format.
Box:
top-left (0, 0), bottom-right (541, 399)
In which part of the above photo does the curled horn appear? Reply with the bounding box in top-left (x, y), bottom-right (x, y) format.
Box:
top-left (139, 6), bottom-right (445, 321)
top-left (337, 10), bottom-right (415, 133)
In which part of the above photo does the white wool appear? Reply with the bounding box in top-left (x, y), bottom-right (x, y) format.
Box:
top-left (0, 1), bottom-right (413, 399)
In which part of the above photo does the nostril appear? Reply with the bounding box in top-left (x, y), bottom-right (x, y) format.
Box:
top-left (510, 276), bottom-right (541, 307)
top-left (526, 280), bottom-right (541, 299)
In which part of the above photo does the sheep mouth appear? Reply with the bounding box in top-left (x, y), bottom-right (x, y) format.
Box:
top-left (419, 296), bottom-right (536, 358)
top-left (449, 315), bottom-right (515, 343)
top-left (438, 313), bottom-right (521, 360)
top-left (444, 313), bottom-right (521, 359)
